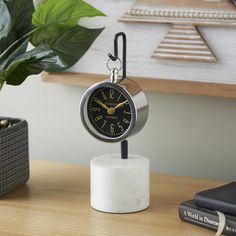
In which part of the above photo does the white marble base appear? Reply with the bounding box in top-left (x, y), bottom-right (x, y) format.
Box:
top-left (90, 154), bottom-right (150, 213)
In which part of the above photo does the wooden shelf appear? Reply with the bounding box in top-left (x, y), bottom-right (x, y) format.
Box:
top-left (42, 72), bottom-right (236, 98)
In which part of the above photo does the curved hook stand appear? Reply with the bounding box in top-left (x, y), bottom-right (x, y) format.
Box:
top-left (108, 32), bottom-right (127, 80)
top-left (108, 32), bottom-right (128, 159)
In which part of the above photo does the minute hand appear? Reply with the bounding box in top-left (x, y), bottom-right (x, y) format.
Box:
top-left (94, 99), bottom-right (109, 110)
top-left (113, 100), bottom-right (128, 110)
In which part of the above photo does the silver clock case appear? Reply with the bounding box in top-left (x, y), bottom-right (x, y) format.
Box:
top-left (80, 78), bottom-right (149, 143)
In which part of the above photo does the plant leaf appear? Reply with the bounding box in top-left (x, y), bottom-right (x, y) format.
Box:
top-left (44, 25), bottom-right (104, 72)
top-left (0, 0), bottom-right (11, 52)
top-left (0, 74), bottom-right (5, 89)
top-left (1, 0), bottom-right (35, 53)
top-left (0, 38), bottom-right (29, 69)
top-left (31, 0), bottom-right (105, 45)
top-left (0, 0), bottom-right (11, 39)
top-left (0, 0), bottom-right (105, 89)
top-left (3, 44), bottom-right (68, 86)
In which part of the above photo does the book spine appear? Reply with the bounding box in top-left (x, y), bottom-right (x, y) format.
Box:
top-left (179, 204), bottom-right (236, 236)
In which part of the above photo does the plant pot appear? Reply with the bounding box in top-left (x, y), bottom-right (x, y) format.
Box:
top-left (0, 117), bottom-right (29, 196)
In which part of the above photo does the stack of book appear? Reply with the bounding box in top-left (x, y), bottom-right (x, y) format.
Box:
top-left (178, 182), bottom-right (236, 235)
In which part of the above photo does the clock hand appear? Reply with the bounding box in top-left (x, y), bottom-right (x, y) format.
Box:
top-left (94, 98), bottom-right (117, 115)
top-left (112, 100), bottom-right (128, 111)
top-left (94, 98), bottom-right (109, 110)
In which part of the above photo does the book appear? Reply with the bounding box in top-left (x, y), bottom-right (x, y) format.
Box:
top-left (194, 182), bottom-right (236, 216)
top-left (179, 200), bottom-right (236, 236)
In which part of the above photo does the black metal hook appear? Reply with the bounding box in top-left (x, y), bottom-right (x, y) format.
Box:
top-left (108, 32), bottom-right (128, 159)
top-left (108, 32), bottom-right (127, 79)
top-left (121, 140), bottom-right (128, 159)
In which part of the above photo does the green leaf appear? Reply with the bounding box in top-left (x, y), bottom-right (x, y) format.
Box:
top-left (0, 0), bottom-right (105, 89)
top-left (44, 25), bottom-right (104, 71)
top-left (0, 38), bottom-right (29, 69)
top-left (0, 74), bottom-right (5, 89)
top-left (1, 0), bottom-right (35, 53)
top-left (3, 44), bottom-right (68, 86)
top-left (4, 0), bottom-right (35, 35)
top-left (31, 0), bottom-right (105, 45)
top-left (0, 0), bottom-right (11, 52)
top-left (0, 0), bottom-right (11, 39)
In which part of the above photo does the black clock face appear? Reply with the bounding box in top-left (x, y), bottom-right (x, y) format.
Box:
top-left (87, 87), bottom-right (132, 138)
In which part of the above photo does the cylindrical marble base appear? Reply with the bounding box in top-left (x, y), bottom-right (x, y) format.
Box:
top-left (90, 154), bottom-right (150, 213)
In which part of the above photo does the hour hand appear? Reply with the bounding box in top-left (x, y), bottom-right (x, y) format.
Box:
top-left (94, 98), bottom-right (109, 110)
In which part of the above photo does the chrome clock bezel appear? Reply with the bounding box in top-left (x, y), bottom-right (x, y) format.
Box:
top-left (80, 79), bottom-right (149, 143)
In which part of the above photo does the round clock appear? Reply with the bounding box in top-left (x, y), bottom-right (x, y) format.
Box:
top-left (80, 78), bottom-right (148, 142)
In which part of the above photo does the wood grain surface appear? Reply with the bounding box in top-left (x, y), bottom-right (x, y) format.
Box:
top-left (0, 160), bottom-right (225, 236)
top-left (120, 0), bottom-right (236, 64)
top-left (153, 24), bottom-right (217, 63)
top-left (120, 0), bottom-right (236, 26)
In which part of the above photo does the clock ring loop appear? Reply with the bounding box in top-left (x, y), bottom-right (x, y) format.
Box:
top-left (106, 57), bottom-right (122, 72)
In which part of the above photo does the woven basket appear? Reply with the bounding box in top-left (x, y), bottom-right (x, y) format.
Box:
top-left (0, 117), bottom-right (29, 196)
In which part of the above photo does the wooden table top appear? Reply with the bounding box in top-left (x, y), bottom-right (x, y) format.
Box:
top-left (0, 160), bottom-right (225, 236)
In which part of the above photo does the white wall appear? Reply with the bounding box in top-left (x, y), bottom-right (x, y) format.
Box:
top-left (1, 77), bottom-right (236, 180)
top-left (1, 0), bottom-right (236, 181)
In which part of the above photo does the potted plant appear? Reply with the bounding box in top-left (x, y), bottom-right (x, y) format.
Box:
top-left (0, 0), bottom-right (104, 195)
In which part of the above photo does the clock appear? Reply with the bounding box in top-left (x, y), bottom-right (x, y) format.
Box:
top-left (81, 32), bottom-right (150, 214)
top-left (80, 78), bottom-right (148, 143)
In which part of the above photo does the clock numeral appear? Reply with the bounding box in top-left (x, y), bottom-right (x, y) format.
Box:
top-left (94, 98), bottom-right (101, 103)
top-left (110, 89), bottom-right (114, 99)
top-left (123, 110), bottom-right (131, 115)
top-left (117, 122), bottom-right (124, 132)
top-left (123, 118), bottom-right (130, 124)
top-left (101, 91), bottom-right (107, 100)
top-left (117, 93), bottom-right (122, 101)
top-left (92, 107), bottom-right (100, 112)
top-left (95, 115), bottom-right (102, 122)
top-left (110, 124), bottom-right (114, 134)
top-left (101, 120), bottom-right (107, 129)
